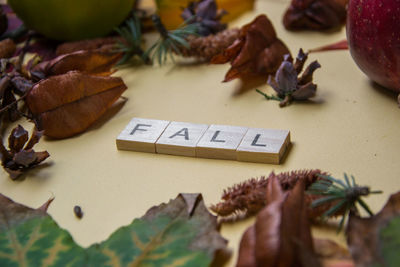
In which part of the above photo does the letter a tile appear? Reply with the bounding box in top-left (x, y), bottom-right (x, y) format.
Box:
top-left (196, 125), bottom-right (248, 160)
top-left (236, 128), bottom-right (290, 164)
top-left (116, 118), bottom-right (170, 153)
top-left (156, 121), bottom-right (209, 157)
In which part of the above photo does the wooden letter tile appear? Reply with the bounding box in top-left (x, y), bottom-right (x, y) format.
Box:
top-left (236, 128), bottom-right (290, 164)
top-left (196, 125), bottom-right (248, 160)
top-left (156, 121), bottom-right (209, 157)
top-left (116, 118), bottom-right (170, 153)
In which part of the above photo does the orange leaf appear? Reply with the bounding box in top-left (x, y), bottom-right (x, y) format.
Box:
top-left (26, 71), bottom-right (127, 139)
top-left (55, 37), bottom-right (123, 55)
top-left (31, 50), bottom-right (122, 78)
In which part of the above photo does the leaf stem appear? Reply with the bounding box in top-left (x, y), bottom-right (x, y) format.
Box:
top-left (151, 15), bottom-right (169, 40)
top-left (255, 89), bottom-right (283, 102)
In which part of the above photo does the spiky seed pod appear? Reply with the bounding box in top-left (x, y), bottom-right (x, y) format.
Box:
top-left (210, 169), bottom-right (332, 220)
top-left (179, 28), bottom-right (240, 61)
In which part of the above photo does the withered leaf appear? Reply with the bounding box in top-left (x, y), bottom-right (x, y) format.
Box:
top-left (346, 191), bottom-right (400, 267)
top-left (26, 71), bottom-right (127, 139)
top-left (55, 36), bottom-right (123, 56)
top-left (0, 125), bottom-right (49, 180)
top-left (31, 50), bottom-right (122, 79)
top-left (237, 177), bottom-right (320, 267)
top-left (309, 39), bottom-right (349, 53)
top-left (211, 14), bottom-right (290, 82)
top-left (283, 0), bottom-right (347, 31)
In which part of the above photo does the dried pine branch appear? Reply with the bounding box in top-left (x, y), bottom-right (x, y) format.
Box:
top-left (210, 169), bottom-right (330, 220)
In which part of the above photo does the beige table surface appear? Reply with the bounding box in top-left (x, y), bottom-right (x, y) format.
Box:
top-left (2, 0), bottom-right (400, 266)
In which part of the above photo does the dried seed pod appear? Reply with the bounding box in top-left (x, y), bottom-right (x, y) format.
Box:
top-left (283, 0), bottom-right (348, 31)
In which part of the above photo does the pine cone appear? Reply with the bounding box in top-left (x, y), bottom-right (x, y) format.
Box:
top-left (179, 28), bottom-right (240, 61)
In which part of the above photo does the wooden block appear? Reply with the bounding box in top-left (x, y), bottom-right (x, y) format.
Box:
top-left (116, 118), bottom-right (170, 153)
top-left (196, 125), bottom-right (248, 160)
top-left (156, 121), bottom-right (209, 157)
top-left (236, 128), bottom-right (290, 164)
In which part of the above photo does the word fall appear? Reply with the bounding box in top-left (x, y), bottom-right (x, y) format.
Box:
top-left (116, 118), bottom-right (291, 164)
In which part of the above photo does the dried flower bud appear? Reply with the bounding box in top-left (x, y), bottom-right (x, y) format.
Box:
top-left (181, 0), bottom-right (227, 36)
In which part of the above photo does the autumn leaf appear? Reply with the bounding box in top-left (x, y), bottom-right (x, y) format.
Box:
top-left (309, 40), bottom-right (348, 53)
top-left (55, 36), bottom-right (123, 56)
top-left (0, 193), bottom-right (229, 266)
top-left (0, 125), bottom-right (49, 180)
top-left (26, 71), bottom-right (127, 139)
top-left (211, 14), bottom-right (290, 82)
top-left (31, 50), bottom-right (122, 79)
top-left (236, 177), bottom-right (320, 267)
top-left (346, 191), bottom-right (400, 267)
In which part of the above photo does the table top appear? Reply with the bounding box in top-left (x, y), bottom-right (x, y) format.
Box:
top-left (2, 0), bottom-right (400, 265)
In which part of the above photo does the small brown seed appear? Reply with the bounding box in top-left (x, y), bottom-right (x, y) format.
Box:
top-left (73, 205), bottom-right (83, 219)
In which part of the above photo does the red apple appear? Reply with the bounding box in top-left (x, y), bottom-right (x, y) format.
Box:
top-left (347, 0), bottom-right (400, 93)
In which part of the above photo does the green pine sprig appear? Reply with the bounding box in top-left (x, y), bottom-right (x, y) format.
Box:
top-left (115, 14), bottom-right (149, 65)
top-left (307, 173), bottom-right (382, 231)
top-left (144, 14), bottom-right (199, 66)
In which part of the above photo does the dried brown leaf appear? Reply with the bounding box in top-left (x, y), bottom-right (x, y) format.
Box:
top-left (31, 50), bottom-right (122, 78)
top-left (55, 37), bottom-right (123, 56)
top-left (237, 177), bottom-right (321, 267)
top-left (26, 71), bottom-right (127, 139)
top-left (308, 40), bottom-right (348, 53)
top-left (211, 14), bottom-right (290, 82)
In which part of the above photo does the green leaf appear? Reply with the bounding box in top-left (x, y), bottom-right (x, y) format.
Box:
top-left (380, 216), bottom-right (400, 266)
top-left (0, 193), bottom-right (228, 267)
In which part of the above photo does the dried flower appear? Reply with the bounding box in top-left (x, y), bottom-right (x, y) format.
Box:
top-left (211, 14), bottom-right (290, 82)
top-left (257, 48), bottom-right (321, 107)
top-left (210, 169), bottom-right (331, 220)
top-left (0, 125), bottom-right (49, 180)
top-left (283, 0), bottom-right (347, 31)
top-left (181, 0), bottom-right (227, 36)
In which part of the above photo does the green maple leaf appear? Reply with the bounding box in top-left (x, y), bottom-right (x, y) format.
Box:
top-left (0, 193), bottom-right (228, 267)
